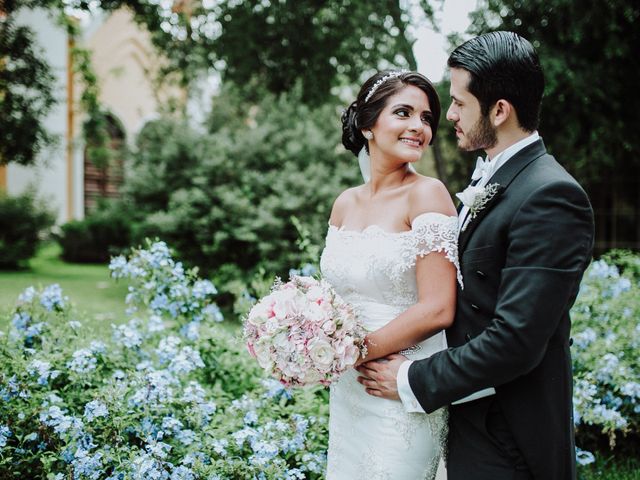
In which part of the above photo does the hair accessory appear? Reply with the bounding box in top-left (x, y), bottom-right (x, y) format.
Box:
top-left (364, 71), bottom-right (406, 103)
top-left (363, 131), bottom-right (373, 140)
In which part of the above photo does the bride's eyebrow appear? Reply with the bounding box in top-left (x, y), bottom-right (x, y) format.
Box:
top-left (391, 103), bottom-right (414, 110)
top-left (391, 103), bottom-right (432, 113)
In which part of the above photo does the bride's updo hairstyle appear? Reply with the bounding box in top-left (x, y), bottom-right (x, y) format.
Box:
top-left (341, 70), bottom-right (441, 156)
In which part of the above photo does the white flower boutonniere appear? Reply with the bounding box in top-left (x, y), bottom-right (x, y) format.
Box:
top-left (456, 183), bottom-right (501, 231)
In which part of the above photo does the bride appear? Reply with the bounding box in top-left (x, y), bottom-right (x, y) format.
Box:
top-left (320, 70), bottom-right (461, 479)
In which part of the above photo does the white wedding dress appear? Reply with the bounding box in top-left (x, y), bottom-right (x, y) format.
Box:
top-left (319, 211), bottom-right (461, 480)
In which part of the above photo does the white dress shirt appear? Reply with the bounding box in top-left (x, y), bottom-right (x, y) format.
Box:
top-left (397, 132), bottom-right (540, 413)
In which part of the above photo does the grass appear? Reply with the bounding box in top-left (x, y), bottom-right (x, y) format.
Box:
top-left (579, 456), bottom-right (640, 479)
top-left (0, 243), bottom-right (129, 336)
top-left (0, 242), bottom-right (241, 338)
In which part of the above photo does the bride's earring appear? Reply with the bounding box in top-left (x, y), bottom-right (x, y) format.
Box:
top-left (363, 131), bottom-right (373, 140)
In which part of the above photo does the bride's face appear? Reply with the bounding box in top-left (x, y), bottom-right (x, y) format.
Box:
top-left (366, 85), bottom-right (433, 165)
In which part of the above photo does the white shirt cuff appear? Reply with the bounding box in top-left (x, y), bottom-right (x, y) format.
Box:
top-left (397, 360), bottom-right (425, 413)
top-left (451, 387), bottom-right (496, 405)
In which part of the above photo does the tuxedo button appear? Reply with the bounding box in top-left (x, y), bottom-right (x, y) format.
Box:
top-left (569, 337), bottom-right (574, 346)
top-left (476, 270), bottom-right (486, 277)
top-left (471, 303), bottom-right (480, 311)
top-left (465, 333), bottom-right (472, 342)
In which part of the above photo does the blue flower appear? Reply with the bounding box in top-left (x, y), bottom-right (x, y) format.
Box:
top-left (181, 381), bottom-right (206, 403)
top-left (572, 328), bottom-right (596, 349)
top-left (575, 446), bottom-right (595, 466)
top-left (40, 284), bottom-right (66, 311)
top-left (210, 439), bottom-right (228, 457)
top-left (11, 311), bottom-right (31, 330)
top-left (0, 425), bottom-right (12, 448)
top-left (148, 315), bottom-right (166, 333)
top-left (244, 410), bottom-right (259, 425)
top-left (588, 260), bottom-right (619, 280)
top-left (67, 349), bottom-right (97, 374)
top-left (168, 347), bottom-right (204, 375)
top-left (18, 286), bottom-right (37, 303)
top-left (112, 320), bottom-right (143, 349)
top-left (620, 381), bottom-right (640, 400)
top-left (203, 304), bottom-right (224, 322)
top-left (180, 321), bottom-right (201, 340)
top-left (176, 429), bottom-right (196, 446)
top-left (84, 400), bottom-right (109, 422)
top-left (28, 359), bottom-right (61, 385)
top-left (157, 336), bottom-right (182, 364)
top-left (72, 447), bottom-right (104, 479)
top-left (301, 452), bottom-right (326, 473)
top-left (261, 379), bottom-right (292, 400)
top-left (192, 280), bottom-right (217, 299)
top-left (170, 466), bottom-right (195, 480)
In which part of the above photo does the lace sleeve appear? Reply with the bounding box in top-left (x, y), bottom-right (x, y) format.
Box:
top-left (404, 212), bottom-right (463, 288)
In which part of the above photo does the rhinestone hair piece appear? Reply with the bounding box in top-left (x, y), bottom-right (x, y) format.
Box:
top-left (364, 70), bottom-right (406, 103)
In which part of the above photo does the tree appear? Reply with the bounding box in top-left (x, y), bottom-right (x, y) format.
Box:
top-left (101, 0), bottom-right (435, 104)
top-left (0, 15), bottom-right (56, 166)
top-left (460, 0), bottom-right (640, 251)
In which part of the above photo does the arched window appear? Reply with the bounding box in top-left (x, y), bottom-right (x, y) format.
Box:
top-left (83, 114), bottom-right (125, 214)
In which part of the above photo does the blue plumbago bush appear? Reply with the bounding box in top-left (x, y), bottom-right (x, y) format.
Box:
top-left (571, 254), bottom-right (640, 465)
top-left (0, 241), bottom-right (328, 479)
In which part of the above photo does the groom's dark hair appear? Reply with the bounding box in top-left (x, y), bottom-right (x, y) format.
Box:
top-left (448, 31), bottom-right (544, 132)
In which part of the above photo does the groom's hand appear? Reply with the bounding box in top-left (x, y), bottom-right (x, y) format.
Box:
top-left (356, 353), bottom-right (407, 400)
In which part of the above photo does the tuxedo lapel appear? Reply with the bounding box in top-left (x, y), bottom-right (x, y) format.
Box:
top-left (458, 139), bottom-right (548, 253)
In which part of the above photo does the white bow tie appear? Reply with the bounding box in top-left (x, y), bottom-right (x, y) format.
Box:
top-left (471, 156), bottom-right (492, 181)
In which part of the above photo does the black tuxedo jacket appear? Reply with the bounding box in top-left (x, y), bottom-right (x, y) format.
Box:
top-left (408, 139), bottom-right (594, 479)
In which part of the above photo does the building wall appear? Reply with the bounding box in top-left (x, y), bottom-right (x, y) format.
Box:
top-left (85, 8), bottom-right (169, 137)
top-left (6, 7), bottom-right (74, 223)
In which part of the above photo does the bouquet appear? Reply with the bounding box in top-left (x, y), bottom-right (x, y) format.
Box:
top-left (244, 275), bottom-right (367, 387)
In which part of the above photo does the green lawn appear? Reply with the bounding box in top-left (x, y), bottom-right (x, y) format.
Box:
top-left (580, 456), bottom-right (640, 480)
top-left (0, 243), bottom-right (129, 336)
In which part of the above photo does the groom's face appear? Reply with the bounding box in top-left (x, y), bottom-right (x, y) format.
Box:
top-left (446, 68), bottom-right (497, 152)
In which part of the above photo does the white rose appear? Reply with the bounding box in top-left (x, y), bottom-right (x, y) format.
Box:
top-left (305, 302), bottom-right (328, 323)
top-left (455, 185), bottom-right (485, 208)
top-left (305, 285), bottom-right (324, 303)
top-left (272, 331), bottom-right (292, 352)
top-left (247, 300), bottom-right (272, 325)
top-left (321, 320), bottom-right (336, 335)
top-left (308, 338), bottom-right (335, 372)
top-left (273, 289), bottom-right (298, 320)
top-left (253, 341), bottom-right (273, 369)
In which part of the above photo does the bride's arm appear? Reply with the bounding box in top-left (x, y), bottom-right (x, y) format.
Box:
top-left (358, 251), bottom-right (457, 364)
top-left (357, 178), bottom-right (458, 364)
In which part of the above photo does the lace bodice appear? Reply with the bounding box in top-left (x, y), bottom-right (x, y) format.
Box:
top-left (320, 212), bottom-right (462, 318)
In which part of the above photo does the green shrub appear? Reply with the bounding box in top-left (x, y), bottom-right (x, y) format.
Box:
top-left (0, 241), bottom-right (327, 479)
top-left (57, 200), bottom-right (133, 263)
top-left (0, 189), bottom-right (55, 268)
top-left (124, 86), bottom-right (360, 305)
top-left (572, 255), bottom-right (640, 463)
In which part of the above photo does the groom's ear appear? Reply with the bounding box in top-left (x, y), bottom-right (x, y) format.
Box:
top-left (491, 99), bottom-right (513, 128)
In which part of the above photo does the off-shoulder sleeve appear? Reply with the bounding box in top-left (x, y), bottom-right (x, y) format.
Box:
top-left (404, 212), bottom-right (463, 288)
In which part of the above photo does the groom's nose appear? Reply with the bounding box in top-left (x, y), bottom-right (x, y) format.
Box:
top-left (446, 103), bottom-right (458, 122)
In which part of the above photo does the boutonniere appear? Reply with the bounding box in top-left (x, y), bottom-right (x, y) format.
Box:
top-left (456, 183), bottom-right (502, 232)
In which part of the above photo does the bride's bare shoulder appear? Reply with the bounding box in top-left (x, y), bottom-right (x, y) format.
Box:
top-left (408, 175), bottom-right (456, 218)
top-left (329, 186), bottom-right (363, 226)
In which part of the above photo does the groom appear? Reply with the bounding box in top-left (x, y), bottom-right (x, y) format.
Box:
top-left (357, 31), bottom-right (594, 479)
